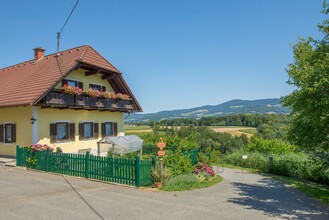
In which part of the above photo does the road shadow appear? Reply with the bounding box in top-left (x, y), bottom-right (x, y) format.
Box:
top-left (62, 176), bottom-right (105, 220)
top-left (227, 177), bottom-right (329, 220)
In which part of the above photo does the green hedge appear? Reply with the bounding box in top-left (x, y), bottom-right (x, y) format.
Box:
top-left (224, 151), bottom-right (329, 185)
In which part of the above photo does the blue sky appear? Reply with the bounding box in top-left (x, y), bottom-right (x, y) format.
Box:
top-left (0, 0), bottom-right (325, 113)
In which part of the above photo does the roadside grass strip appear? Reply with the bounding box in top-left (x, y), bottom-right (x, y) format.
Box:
top-left (160, 175), bottom-right (223, 191)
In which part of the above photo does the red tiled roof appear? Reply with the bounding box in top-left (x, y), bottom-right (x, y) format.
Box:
top-left (0, 45), bottom-right (121, 107)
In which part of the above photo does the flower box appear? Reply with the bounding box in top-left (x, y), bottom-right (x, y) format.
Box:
top-left (45, 92), bottom-right (74, 106)
top-left (75, 95), bottom-right (87, 106)
top-left (117, 100), bottom-right (133, 110)
top-left (85, 96), bottom-right (99, 107)
top-left (99, 98), bottom-right (118, 109)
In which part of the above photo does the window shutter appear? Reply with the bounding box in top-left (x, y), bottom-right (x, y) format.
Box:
top-left (69, 123), bottom-right (75, 141)
top-left (50, 124), bottom-right (57, 143)
top-left (101, 86), bottom-right (106, 92)
top-left (0, 124), bottom-right (3, 142)
top-left (79, 123), bottom-right (84, 140)
top-left (11, 124), bottom-right (16, 143)
top-left (113, 123), bottom-right (118, 136)
top-left (62, 79), bottom-right (68, 87)
top-left (77, 82), bottom-right (83, 89)
top-left (93, 123), bottom-right (99, 139)
top-left (101, 123), bottom-right (106, 138)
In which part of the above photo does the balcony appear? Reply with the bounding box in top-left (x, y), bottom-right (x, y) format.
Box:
top-left (41, 91), bottom-right (133, 112)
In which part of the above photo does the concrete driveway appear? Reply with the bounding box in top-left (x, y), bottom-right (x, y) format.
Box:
top-left (0, 165), bottom-right (328, 220)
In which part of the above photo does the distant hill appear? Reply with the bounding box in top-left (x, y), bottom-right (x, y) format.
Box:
top-left (126, 98), bottom-right (291, 123)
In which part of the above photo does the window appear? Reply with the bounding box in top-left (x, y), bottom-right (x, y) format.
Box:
top-left (0, 123), bottom-right (16, 143)
top-left (50, 123), bottom-right (75, 143)
top-left (84, 123), bottom-right (93, 139)
top-left (79, 122), bottom-right (98, 140)
top-left (89, 84), bottom-right (106, 92)
top-left (62, 79), bottom-right (83, 89)
top-left (101, 122), bottom-right (118, 137)
top-left (67, 80), bottom-right (77, 87)
top-left (105, 123), bottom-right (113, 136)
top-left (56, 123), bottom-right (68, 140)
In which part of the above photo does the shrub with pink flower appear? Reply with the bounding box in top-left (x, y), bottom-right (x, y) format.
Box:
top-left (26, 144), bottom-right (54, 168)
top-left (30, 144), bottom-right (54, 152)
top-left (194, 162), bottom-right (215, 177)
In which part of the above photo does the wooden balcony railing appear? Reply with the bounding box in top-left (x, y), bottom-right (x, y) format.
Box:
top-left (41, 91), bottom-right (133, 111)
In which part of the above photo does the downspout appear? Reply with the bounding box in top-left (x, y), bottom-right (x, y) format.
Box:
top-left (32, 106), bottom-right (38, 144)
top-left (122, 112), bottom-right (131, 135)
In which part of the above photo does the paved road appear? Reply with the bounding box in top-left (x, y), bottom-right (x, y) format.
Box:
top-left (0, 165), bottom-right (328, 220)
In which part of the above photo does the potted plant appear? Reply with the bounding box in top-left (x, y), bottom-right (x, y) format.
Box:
top-left (152, 166), bottom-right (162, 188)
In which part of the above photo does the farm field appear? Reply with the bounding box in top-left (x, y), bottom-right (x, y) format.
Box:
top-left (124, 125), bottom-right (152, 135)
top-left (209, 126), bottom-right (256, 138)
top-left (125, 125), bottom-right (256, 137)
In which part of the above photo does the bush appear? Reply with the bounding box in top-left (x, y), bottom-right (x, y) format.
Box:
top-left (165, 174), bottom-right (198, 186)
top-left (164, 151), bottom-right (193, 176)
top-left (224, 150), bottom-right (268, 171)
top-left (224, 150), bottom-right (329, 185)
top-left (245, 137), bottom-right (297, 154)
top-left (197, 152), bottom-right (210, 164)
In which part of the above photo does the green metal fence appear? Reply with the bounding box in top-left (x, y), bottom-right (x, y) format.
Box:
top-left (183, 148), bottom-right (200, 165)
top-left (16, 146), bottom-right (152, 186)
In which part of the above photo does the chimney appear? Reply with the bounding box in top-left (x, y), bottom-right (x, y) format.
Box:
top-left (33, 47), bottom-right (46, 60)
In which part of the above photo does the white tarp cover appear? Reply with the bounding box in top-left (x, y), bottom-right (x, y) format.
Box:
top-left (98, 135), bottom-right (143, 154)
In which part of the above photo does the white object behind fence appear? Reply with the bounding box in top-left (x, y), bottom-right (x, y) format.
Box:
top-left (97, 135), bottom-right (143, 156)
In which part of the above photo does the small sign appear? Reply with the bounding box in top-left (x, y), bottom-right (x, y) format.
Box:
top-left (242, 155), bottom-right (248, 160)
top-left (157, 149), bottom-right (165, 157)
top-left (157, 142), bottom-right (166, 149)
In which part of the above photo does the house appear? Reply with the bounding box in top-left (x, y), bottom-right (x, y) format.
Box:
top-left (0, 45), bottom-right (142, 156)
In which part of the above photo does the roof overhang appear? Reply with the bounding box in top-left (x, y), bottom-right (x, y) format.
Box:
top-left (33, 60), bottom-right (143, 112)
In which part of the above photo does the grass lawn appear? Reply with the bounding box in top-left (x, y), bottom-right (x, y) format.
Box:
top-left (160, 175), bottom-right (223, 191)
top-left (269, 175), bottom-right (329, 206)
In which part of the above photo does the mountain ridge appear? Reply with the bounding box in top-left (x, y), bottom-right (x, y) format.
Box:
top-left (127, 98), bottom-right (290, 123)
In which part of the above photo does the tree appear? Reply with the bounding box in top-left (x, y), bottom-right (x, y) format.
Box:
top-left (283, 2), bottom-right (329, 152)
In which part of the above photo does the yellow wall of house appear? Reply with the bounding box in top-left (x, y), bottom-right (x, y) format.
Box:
top-left (0, 106), bottom-right (32, 156)
top-left (55, 68), bottom-right (114, 92)
top-left (37, 107), bottom-right (123, 153)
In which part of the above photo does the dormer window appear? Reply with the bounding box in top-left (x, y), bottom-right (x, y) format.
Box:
top-left (62, 79), bottom-right (83, 89)
top-left (89, 84), bottom-right (106, 92)
top-left (67, 80), bottom-right (77, 87)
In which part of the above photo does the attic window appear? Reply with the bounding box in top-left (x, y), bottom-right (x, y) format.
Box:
top-left (62, 80), bottom-right (83, 89)
top-left (89, 84), bottom-right (105, 92)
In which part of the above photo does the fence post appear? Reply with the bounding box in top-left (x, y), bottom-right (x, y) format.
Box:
top-left (85, 151), bottom-right (90, 179)
top-left (16, 145), bottom-right (20, 166)
top-left (135, 155), bottom-right (141, 187)
top-left (269, 156), bottom-right (273, 173)
top-left (45, 149), bottom-right (50, 172)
